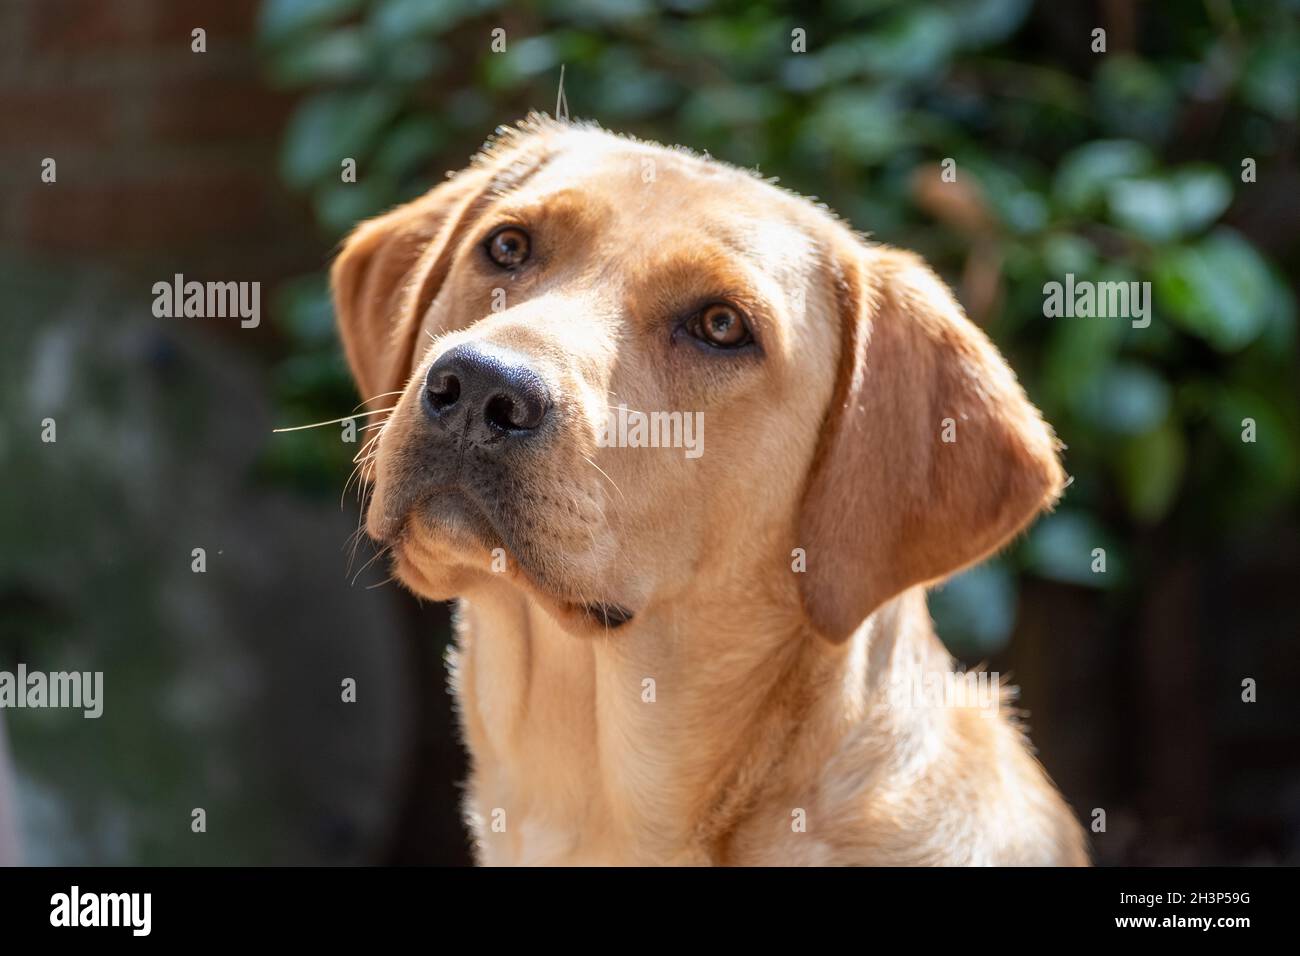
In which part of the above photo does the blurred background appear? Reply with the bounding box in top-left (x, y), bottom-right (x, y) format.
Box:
top-left (1, 0), bottom-right (1297, 865)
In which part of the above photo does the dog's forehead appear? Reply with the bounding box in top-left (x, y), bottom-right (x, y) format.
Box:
top-left (541, 128), bottom-right (741, 184)
top-left (509, 129), bottom-right (816, 266)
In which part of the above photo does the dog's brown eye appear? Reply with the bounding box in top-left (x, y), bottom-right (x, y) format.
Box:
top-left (487, 227), bottom-right (530, 269)
top-left (693, 303), bottom-right (751, 348)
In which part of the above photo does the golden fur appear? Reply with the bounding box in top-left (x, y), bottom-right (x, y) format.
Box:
top-left (332, 115), bottom-right (1088, 865)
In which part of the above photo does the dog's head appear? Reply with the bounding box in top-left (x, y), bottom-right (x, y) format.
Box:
top-left (333, 116), bottom-right (1063, 639)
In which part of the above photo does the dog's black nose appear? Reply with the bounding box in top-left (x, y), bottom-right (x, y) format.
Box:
top-left (423, 343), bottom-right (551, 443)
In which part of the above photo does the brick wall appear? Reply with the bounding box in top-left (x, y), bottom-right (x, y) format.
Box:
top-left (0, 0), bottom-right (317, 280)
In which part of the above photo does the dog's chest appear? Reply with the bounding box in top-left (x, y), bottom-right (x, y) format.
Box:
top-left (451, 599), bottom-right (688, 865)
top-left (459, 712), bottom-right (683, 866)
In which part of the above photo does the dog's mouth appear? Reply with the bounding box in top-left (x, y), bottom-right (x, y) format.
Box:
top-left (383, 491), bottom-right (636, 633)
top-left (577, 602), bottom-right (635, 629)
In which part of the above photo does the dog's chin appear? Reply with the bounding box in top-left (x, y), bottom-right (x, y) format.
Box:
top-left (378, 495), bottom-right (637, 635)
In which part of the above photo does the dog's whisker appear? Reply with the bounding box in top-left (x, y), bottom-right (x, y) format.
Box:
top-left (581, 455), bottom-right (626, 505)
top-left (342, 516), bottom-right (368, 557)
top-left (347, 448), bottom-right (380, 488)
top-left (350, 543), bottom-right (391, 587)
top-left (602, 402), bottom-right (649, 415)
top-left (346, 513), bottom-right (380, 580)
top-left (353, 390), bottom-right (403, 411)
top-left (344, 482), bottom-right (377, 574)
top-left (351, 430), bottom-right (384, 463)
top-left (341, 460), bottom-right (367, 508)
top-left (273, 406), bottom-right (397, 433)
top-left (341, 452), bottom-right (369, 506)
top-left (341, 430), bottom-right (387, 507)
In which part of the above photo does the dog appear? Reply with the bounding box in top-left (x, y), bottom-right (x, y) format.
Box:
top-left (332, 115), bottom-right (1088, 866)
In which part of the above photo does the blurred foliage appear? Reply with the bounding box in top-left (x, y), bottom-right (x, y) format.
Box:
top-left (258, 0), bottom-right (1299, 654)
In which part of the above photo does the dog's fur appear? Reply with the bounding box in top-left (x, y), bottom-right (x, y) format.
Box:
top-left (332, 115), bottom-right (1088, 865)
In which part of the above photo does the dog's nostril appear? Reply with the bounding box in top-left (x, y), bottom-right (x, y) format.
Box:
top-left (427, 371), bottom-right (461, 410)
top-left (485, 391), bottom-right (546, 431)
top-left (484, 394), bottom-right (518, 431)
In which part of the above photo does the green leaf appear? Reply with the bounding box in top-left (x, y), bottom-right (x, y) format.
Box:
top-left (508, 35), bottom-right (562, 78)
top-left (280, 90), bottom-right (402, 189)
top-left (1115, 418), bottom-right (1186, 522)
top-left (951, 0), bottom-right (1034, 47)
top-left (1094, 54), bottom-right (1177, 142)
top-left (258, 0), bottom-right (366, 46)
top-left (1074, 362), bottom-right (1170, 435)
top-left (1023, 510), bottom-right (1123, 587)
top-left (267, 26), bottom-right (370, 86)
top-left (1209, 387), bottom-right (1300, 502)
top-left (1041, 232), bottom-right (1098, 275)
top-left (376, 39), bottom-right (445, 83)
top-left (370, 116), bottom-right (446, 180)
top-left (801, 88), bottom-right (911, 164)
top-left (683, 85), bottom-right (778, 140)
top-left (1053, 140), bottom-right (1154, 214)
top-left (957, 158), bottom-right (1048, 233)
top-left (368, 0), bottom-right (496, 43)
top-left (1107, 167), bottom-right (1232, 242)
top-left (272, 274), bottom-right (335, 346)
top-left (591, 50), bottom-right (677, 119)
top-left (314, 178), bottom-right (396, 234)
top-left (1153, 229), bottom-right (1290, 352)
top-left (928, 561), bottom-right (1018, 657)
top-left (482, 35), bottom-right (565, 90)
top-left (1240, 34), bottom-right (1300, 121)
top-left (1041, 300), bottom-right (1123, 406)
top-left (859, 8), bottom-right (958, 81)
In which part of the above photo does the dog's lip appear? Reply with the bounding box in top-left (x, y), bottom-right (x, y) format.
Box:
top-left (519, 579), bottom-right (638, 634)
top-left (381, 491), bottom-right (636, 631)
top-left (575, 602), bottom-right (635, 629)
top-left (375, 485), bottom-right (497, 549)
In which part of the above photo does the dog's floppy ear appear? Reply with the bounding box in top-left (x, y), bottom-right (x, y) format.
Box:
top-left (331, 170), bottom-right (490, 402)
top-left (797, 240), bottom-right (1065, 643)
top-left (331, 120), bottom-right (556, 401)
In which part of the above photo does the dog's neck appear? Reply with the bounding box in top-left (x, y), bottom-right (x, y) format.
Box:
top-left (449, 578), bottom-right (950, 865)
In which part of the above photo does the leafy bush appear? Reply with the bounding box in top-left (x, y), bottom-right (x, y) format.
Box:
top-left (257, 0), bottom-right (1299, 653)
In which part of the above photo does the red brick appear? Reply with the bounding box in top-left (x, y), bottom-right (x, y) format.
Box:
top-left (146, 77), bottom-right (298, 143)
top-left (144, 0), bottom-right (261, 47)
top-left (30, 0), bottom-right (261, 55)
top-left (0, 87), bottom-right (119, 146)
top-left (30, 0), bottom-right (146, 54)
top-left (21, 167), bottom-right (275, 252)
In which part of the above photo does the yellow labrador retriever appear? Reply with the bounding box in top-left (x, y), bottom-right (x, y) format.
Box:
top-left (333, 115), bottom-right (1088, 866)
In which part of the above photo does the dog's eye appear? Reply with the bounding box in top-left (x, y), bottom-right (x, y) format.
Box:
top-left (486, 227), bottom-right (530, 269)
top-left (690, 303), bottom-right (752, 349)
